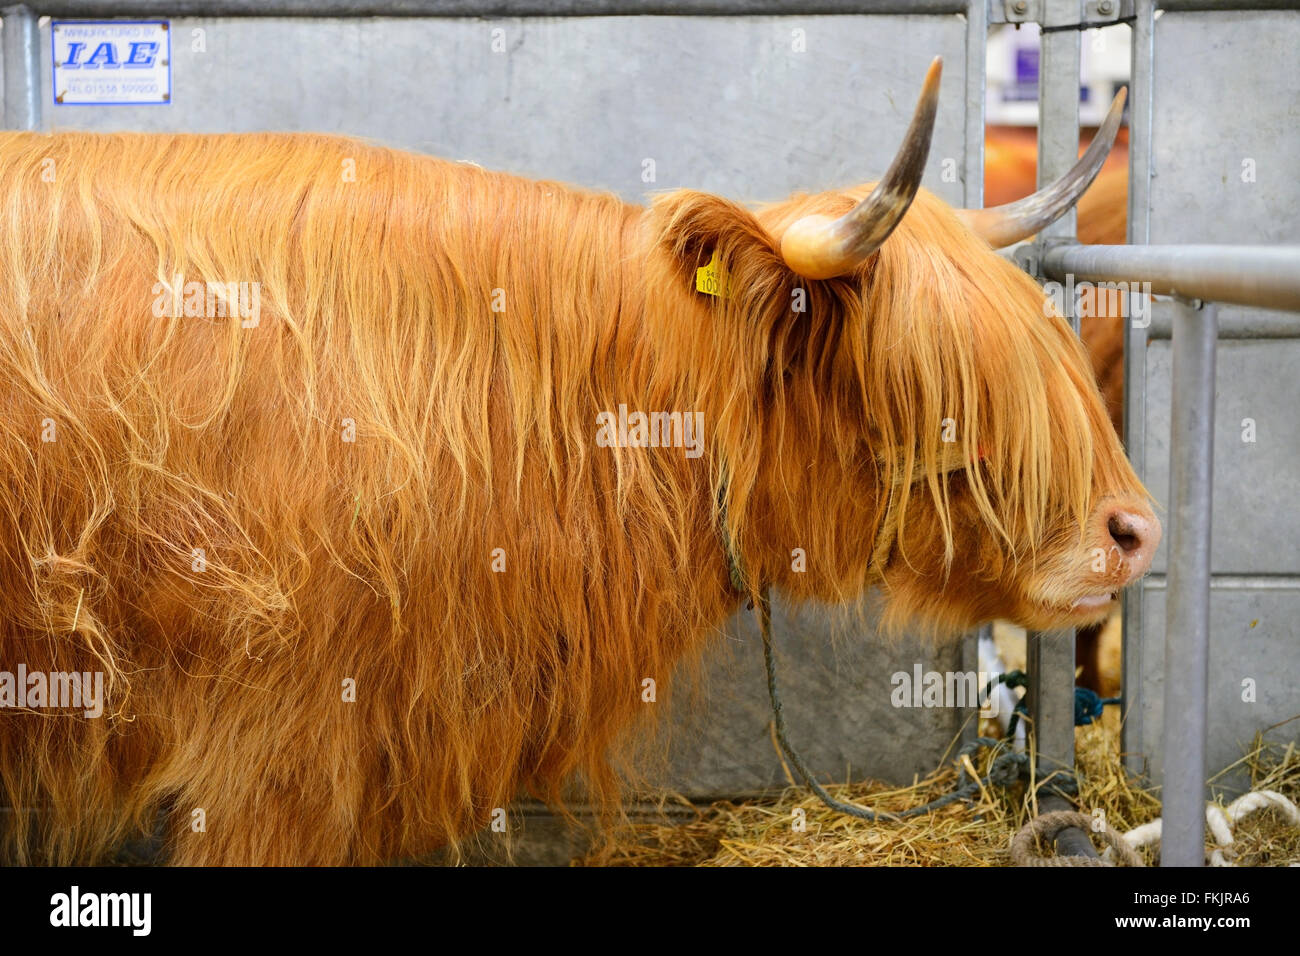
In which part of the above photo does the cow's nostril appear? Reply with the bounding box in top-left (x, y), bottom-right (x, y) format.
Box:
top-left (1107, 512), bottom-right (1144, 555)
top-left (1098, 505), bottom-right (1161, 585)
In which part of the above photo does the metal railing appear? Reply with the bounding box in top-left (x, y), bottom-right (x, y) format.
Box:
top-left (19, 0), bottom-right (971, 16)
top-left (1040, 246), bottom-right (1300, 866)
top-left (1042, 245), bottom-right (1300, 313)
top-left (1034, 0), bottom-right (1300, 867)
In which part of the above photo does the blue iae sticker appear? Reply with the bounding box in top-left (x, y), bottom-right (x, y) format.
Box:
top-left (52, 21), bottom-right (171, 105)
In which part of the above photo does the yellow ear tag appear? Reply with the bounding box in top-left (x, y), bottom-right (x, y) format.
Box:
top-left (695, 249), bottom-right (732, 298)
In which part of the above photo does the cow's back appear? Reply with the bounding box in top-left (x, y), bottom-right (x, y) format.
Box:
top-left (0, 131), bottom-right (718, 863)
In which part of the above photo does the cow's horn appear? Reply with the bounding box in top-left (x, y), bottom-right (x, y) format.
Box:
top-left (957, 87), bottom-right (1127, 249)
top-left (779, 57), bottom-right (942, 280)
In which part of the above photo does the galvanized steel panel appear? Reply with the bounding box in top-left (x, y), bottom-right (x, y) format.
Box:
top-left (1145, 336), bottom-right (1300, 575)
top-left (662, 601), bottom-right (965, 795)
top-left (38, 15), bottom-right (972, 206)
top-left (1136, 585), bottom-right (1299, 795)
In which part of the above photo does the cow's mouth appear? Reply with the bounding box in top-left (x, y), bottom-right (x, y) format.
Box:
top-left (1067, 591), bottom-right (1119, 615)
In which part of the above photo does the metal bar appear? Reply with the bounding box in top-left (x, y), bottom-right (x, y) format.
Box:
top-left (1160, 298), bottom-right (1217, 867)
top-left (1026, 629), bottom-right (1078, 783)
top-left (960, 630), bottom-right (981, 750)
top-left (1040, 794), bottom-right (1100, 858)
top-left (1037, 0), bottom-right (1082, 245)
top-left (32, 0), bottom-right (1289, 15)
top-left (990, 0), bottom-right (1132, 23)
top-left (1042, 244), bottom-right (1300, 313)
top-left (1147, 309), bottom-right (1300, 339)
top-left (1021, 0), bottom-right (1100, 864)
top-left (28, 0), bottom-right (972, 16)
top-left (962, 0), bottom-right (987, 211)
top-left (1026, 0), bottom-right (1081, 810)
top-left (958, 0), bottom-right (990, 754)
top-left (1121, 0), bottom-right (1156, 782)
top-left (1144, 573), bottom-right (1300, 590)
top-left (1125, 3), bottom-right (1155, 251)
top-left (1159, 0), bottom-right (1300, 10)
top-left (2, 5), bottom-right (41, 131)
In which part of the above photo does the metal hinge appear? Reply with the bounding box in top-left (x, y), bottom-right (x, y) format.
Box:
top-left (997, 0), bottom-right (1129, 27)
top-left (1002, 0), bottom-right (1043, 24)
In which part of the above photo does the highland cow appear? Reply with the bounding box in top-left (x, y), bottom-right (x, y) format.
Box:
top-left (0, 59), bottom-right (1157, 865)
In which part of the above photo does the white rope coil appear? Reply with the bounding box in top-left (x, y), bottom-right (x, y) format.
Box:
top-left (1109, 789), bottom-right (1300, 866)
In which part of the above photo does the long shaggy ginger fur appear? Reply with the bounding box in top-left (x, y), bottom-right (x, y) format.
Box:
top-left (0, 131), bottom-right (1142, 865)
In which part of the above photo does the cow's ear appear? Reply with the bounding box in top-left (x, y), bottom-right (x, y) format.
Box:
top-left (649, 190), bottom-right (788, 302)
top-left (649, 190), bottom-right (859, 386)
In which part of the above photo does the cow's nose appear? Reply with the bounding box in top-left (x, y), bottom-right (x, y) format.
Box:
top-left (1104, 506), bottom-right (1160, 582)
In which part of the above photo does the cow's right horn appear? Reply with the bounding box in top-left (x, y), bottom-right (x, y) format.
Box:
top-left (957, 87), bottom-right (1127, 248)
top-left (780, 57), bottom-right (942, 280)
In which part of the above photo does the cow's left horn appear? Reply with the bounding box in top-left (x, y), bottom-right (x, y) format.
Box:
top-left (957, 87), bottom-right (1127, 248)
top-left (780, 57), bottom-right (942, 280)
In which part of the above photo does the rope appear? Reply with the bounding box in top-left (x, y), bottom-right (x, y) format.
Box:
top-left (754, 582), bottom-right (1296, 868)
top-left (1010, 810), bottom-right (1145, 867)
top-left (1011, 781), bottom-right (1300, 866)
top-left (759, 589), bottom-right (1028, 821)
top-left (1113, 790), bottom-right (1300, 866)
top-left (985, 672), bottom-right (1119, 734)
top-left (1075, 686), bottom-right (1122, 726)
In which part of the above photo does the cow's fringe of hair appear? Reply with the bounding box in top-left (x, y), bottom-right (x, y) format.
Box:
top-left (0, 130), bottom-right (1135, 864)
